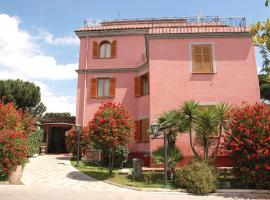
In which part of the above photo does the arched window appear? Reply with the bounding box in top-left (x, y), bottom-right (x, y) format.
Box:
top-left (99, 41), bottom-right (111, 58)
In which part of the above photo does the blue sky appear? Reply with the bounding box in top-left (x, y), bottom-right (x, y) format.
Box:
top-left (0, 0), bottom-right (269, 114)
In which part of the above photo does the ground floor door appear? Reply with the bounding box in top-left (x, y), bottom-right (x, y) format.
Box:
top-left (47, 127), bottom-right (67, 153)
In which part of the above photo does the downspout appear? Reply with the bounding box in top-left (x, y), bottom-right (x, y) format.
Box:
top-left (82, 36), bottom-right (89, 127)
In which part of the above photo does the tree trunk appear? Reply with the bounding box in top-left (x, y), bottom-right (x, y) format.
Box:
top-left (213, 125), bottom-right (223, 163)
top-left (189, 127), bottom-right (200, 159)
top-left (108, 147), bottom-right (113, 175)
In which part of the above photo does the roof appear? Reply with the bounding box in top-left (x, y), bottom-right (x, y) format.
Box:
top-left (76, 16), bottom-right (249, 34)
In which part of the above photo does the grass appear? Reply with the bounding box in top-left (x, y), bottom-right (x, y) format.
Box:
top-left (71, 160), bottom-right (176, 189)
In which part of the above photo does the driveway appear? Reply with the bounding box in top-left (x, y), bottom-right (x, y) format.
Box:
top-left (0, 154), bottom-right (269, 200)
top-left (21, 154), bottom-right (126, 191)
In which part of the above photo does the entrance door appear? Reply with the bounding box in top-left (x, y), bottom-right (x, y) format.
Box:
top-left (48, 127), bottom-right (67, 153)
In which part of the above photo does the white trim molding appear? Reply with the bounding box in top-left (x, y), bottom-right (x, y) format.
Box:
top-left (188, 42), bottom-right (217, 74)
top-left (198, 102), bottom-right (217, 106)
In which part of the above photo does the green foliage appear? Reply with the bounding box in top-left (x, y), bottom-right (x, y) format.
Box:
top-left (194, 107), bottom-right (218, 159)
top-left (178, 101), bottom-right (230, 161)
top-left (258, 74), bottom-right (270, 101)
top-left (157, 110), bottom-right (187, 149)
top-left (26, 128), bottom-right (44, 157)
top-left (174, 160), bottom-right (217, 194)
top-left (251, 19), bottom-right (270, 73)
top-left (43, 112), bottom-right (72, 119)
top-left (98, 144), bottom-right (129, 168)
top-left (30, 102), bottom-right (47, 121)
top-left (114, 145), bottom-right (129, 168)
top-left (181, 100), bottom-right (200, 158)
top-left (152, 146), bottom-right (183, 174)
top-left (143, 171), bottom-right (164, 184)
top-left (0, 79), bottom-right (41, 110)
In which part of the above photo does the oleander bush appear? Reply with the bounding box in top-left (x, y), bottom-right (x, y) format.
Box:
top-left (65, 126), bottom-right (91, 157)
top-left (89, 102), bottom-right (135, 174)
top-left (224, 102), bottom-right (270, 189)
top-left (0, 102), bottom-right (28, 176)
top-left (174, 160), bottom-right (217, 194)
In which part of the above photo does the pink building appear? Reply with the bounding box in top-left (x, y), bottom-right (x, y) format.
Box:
top-left (75, 17), bottom-right (260, 167)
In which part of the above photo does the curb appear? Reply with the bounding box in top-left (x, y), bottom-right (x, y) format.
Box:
top-left (104, 180), bottom-right (185, 192)
top-left (104, 180), bottom-right (270, 195)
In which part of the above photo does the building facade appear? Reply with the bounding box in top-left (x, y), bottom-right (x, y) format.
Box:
top-left (75, 17), bottom-right (260, 166)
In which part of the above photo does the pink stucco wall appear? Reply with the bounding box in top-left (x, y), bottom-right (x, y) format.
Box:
top-left (76, 35), bottom-right (149, 127)
top-left (148, 36), bottom-right (260, 166)
top-left (148, 37), bottom-right (260, 123)
top-left (78, 36), bottom-right (146, 70)
top-left (76, 32), bottom-right (260, 167)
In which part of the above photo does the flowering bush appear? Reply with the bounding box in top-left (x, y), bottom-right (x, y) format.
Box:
top-left (224, 102), bottom-right (270, 189)
top-left (26, 128), bottom-right (43, 157)
top-left (0, 102), bottom-right (28, 176)
top-left (65, 126), bottom-right (91, 157)
top-left (89, 102), bottom-right (135, 174)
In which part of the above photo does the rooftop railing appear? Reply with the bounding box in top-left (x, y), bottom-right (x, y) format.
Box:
top-left (83, 16), bottom-right (246, 28)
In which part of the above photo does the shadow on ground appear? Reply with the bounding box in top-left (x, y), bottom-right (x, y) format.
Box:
top-left (55, 156), bottom-right (71, 161)
top-left (213, 193), bottom-right (270, 199)
top-left (66, 171), bottom-right (98, 182)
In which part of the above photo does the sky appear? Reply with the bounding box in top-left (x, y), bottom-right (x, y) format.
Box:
top-left (0, 0), bottom-right (269, 115)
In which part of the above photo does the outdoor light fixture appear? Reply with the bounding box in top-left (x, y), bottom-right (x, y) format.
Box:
top-left (75, 124), bottom-right (82, 166)
top-left (150, 122), bottom-right (160, 137)
top-left (150, 122), bottom-right (168, 188)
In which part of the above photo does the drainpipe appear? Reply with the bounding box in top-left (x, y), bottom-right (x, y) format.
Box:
top-left (82, 36), bottom-right (89, 127)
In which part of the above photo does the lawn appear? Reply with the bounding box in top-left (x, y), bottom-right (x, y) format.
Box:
top-left (71, 160), bottom-right (176, 189)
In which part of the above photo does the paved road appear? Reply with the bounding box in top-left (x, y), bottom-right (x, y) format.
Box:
top-left (0, 154), bottom-right (269, 200)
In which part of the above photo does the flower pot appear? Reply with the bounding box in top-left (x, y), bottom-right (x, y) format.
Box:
top-left (40, 144), bottom-right (46, 155)
top-left (8, 165), bottom-right (22, 184)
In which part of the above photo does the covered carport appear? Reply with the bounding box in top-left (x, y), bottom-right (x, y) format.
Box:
top-left (41, 117), bottom-right (75, 153)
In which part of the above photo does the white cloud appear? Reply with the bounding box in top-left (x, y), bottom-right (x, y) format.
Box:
top-left (35, 82), bottom-right (76, 115)
top-left (39, 31), bottom-right (80, 45)
top-left (0, 14), bottom-right (77, 80)
top-left (0, 13), bottom-right (77, 114)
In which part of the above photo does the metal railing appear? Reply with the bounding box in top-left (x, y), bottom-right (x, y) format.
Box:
top-left (83, 16), bottom-right (246, 28)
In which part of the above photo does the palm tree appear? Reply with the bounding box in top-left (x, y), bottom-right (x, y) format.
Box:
top-left (152, 146), bottom-right (183, 179)
top-left (194, 107), bottom-right (218, 159)
top-left (213, 102), bottom-right (230, 161)
top-left (181, 100), bottom-right (200, 159)
top-left (157, 110), bottom-right (186, 148)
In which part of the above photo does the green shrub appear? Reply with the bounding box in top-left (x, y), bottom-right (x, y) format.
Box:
top-left (152, 146), bottom-right (183, 178)
top-left (175, 160), bottom-right (217, 194)
top-left (143, 171), bottom-right (163, 184)
top-left (26, 128), bottom-right (44, 157)
top-left (98, 144), bottom-right (129, 168)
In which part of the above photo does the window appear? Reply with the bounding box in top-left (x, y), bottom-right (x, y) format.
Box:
top-left (92, 40), bottom-right (117, 59)
top-left (141, 74), bottom-right (149, 96)
top-left (90, 78), bottom-right (115, 98)
top-left (135, 73), bottom-right (149, 97)
top-left (134, 118), bottom-right (150, 143)
top-left (99, 42), bottom-right (111, 59)
top-left (192, 44), bottom-right (214, 73)
top-left (98, 78), bottom-right (110, 97)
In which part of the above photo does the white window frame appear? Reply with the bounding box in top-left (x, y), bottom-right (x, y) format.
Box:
top-left (189, 42), bottom-right (217, 74)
